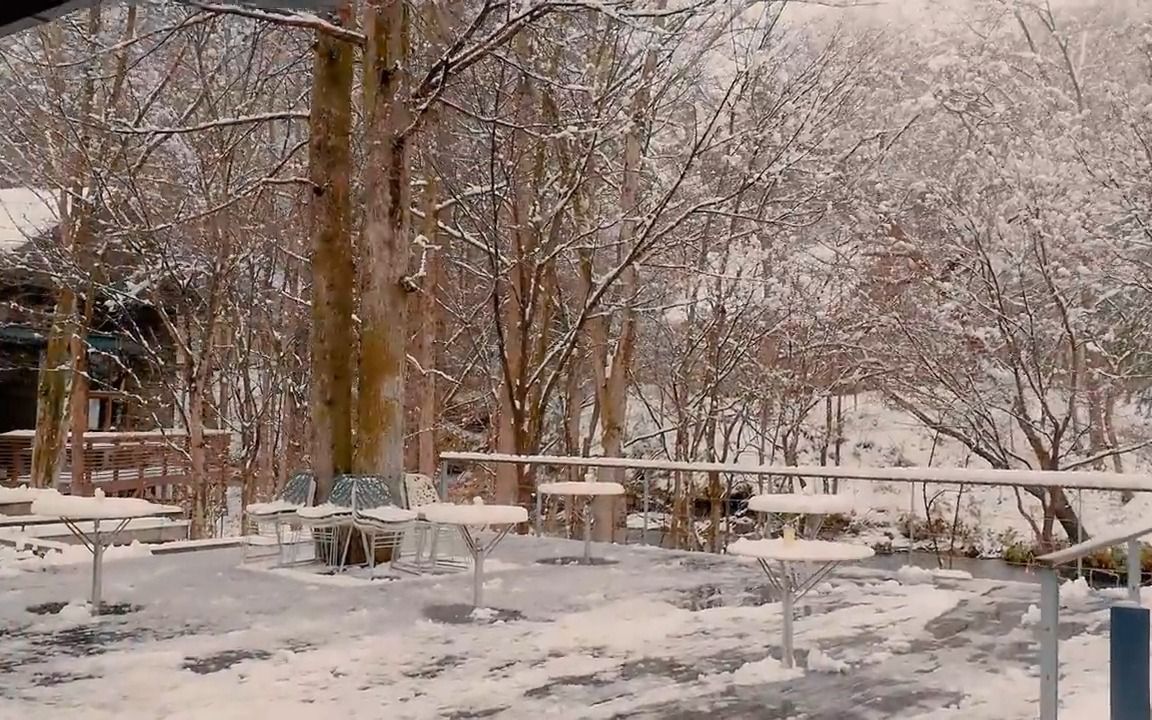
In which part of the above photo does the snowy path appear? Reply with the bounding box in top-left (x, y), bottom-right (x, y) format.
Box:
top-left (0, 537), bottom-right (1116, 719)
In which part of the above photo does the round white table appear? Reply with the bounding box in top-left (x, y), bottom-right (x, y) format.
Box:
top-left (537, 481), bottom-right (625, 563)
top-left (30, 491), bottom-right (182, 615)
top-left (419, 503), bottom-right (527, 608)
top-left (729, 537), bottom-right (874, 668)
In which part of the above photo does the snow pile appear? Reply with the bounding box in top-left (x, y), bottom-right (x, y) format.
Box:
top-left (933, 568), bottom-right (974, 581)
top-left (46, 540), bottom-right (152, 565)
top-left (896, 565), bottom-right (935, 584)
top-left (1061, 578), bottom-right (1096, 608)
top-left (806, 648), bottom-right (849, 673)
top-left (0, 539), bottom-right (152, 576)
top-left (469, 607), bottom-right (499, 622)
top-left (1021, 604), bottom-right (1042, 626)
top-left (0, 545), bottom-right (47, 577)
top-left (727, 657), bottom-right (804, 685)
top-left (55, 600), bottom-right (94, 623)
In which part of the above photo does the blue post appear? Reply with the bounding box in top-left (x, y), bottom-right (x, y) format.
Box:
top-left (1111, 604), bottom-right (1151, 720)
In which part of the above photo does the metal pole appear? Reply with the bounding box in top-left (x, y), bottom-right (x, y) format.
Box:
top-left (1076, 490), bottom-right (1083, 579)
top-left (781, 560), bottom-right (794, 669)
top-left (908, 481), bottom-right (915, 561)
top-left (583, 499), bottom-right (592, 563)
top-left (1040, 568), bottom-right (1060, 720)
top-left (535, 491), bottom-right (543, 538)
top-left (1129, 539), bottom-right (1142, 605)
top-left (438, 463), bottom-right (448, 501)
top-left (473, 550), bottom-right (485, 608)
top-left (642, 473), bottom-right (650, 546)
top-left (90, 519), bottom-right (103, 615)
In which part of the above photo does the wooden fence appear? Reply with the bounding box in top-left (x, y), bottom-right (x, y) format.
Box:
top-left (0, 429), bottom-right (231, 500)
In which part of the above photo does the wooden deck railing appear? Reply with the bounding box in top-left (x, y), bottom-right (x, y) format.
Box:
top-left (0, 429), bottom-right (231, 499)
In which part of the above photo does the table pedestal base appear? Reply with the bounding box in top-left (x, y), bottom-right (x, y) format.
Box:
top-left (457, 525), bottom-right (514, 608)
top-left (757, 558), bottom-right (844, 668)
top-left (62, 517), bottom-right (133, 616)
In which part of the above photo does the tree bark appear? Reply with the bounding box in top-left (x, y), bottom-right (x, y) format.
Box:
top-left (355, 0), bottom-right (411, 479)
top-left (67, 292), bottom-right (95, 496)
top-left (416, 176), bottom-right (440, 479)
top-left (308, 4), bottom-right (356, 501)
top-left (31, 288), bottom-right (76, 488)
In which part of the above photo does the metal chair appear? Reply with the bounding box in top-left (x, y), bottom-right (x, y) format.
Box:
top-left (243, 471), bottom-right (315, 565)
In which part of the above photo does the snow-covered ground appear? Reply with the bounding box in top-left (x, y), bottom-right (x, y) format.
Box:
top-left (0, 535), bottom-right (1128, 719)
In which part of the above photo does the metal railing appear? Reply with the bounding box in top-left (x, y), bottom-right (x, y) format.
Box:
top-left (1035, 524), bottom-right (1151, 720)
top-left (441, 451), bottom-right (1152, 720)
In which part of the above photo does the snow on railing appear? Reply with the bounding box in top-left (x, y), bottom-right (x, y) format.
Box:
top-left (440, 451), bottom-right (1152, 493)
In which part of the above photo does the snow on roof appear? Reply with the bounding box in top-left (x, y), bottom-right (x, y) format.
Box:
top-left (0, 188), bottom-right (59, 253)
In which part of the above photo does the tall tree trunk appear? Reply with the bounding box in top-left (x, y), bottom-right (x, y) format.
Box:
top-left (32, 289), bottom-right (76, 488)
top-left (588, 13), bottom-right (660, 541)
top-left (187, 375), bottom-right (209, 538)
top-left (415, 177), bottom-right (440, 479)
top-left (563, 352), bottom-right (584, 483)
top-left (68, 291), bottom-right (95, 496)
top-left (356, 0), bottom-right (411, 479)
top-left (32, 10), bottom-right (102, 489)
top-left (308, 4), bottom-right (356, 501)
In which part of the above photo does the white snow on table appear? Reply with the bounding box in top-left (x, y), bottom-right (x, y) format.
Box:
top-left (537, 481), bottom-right (626, 496)
top-left (728, 537), bottom-right (875, 563)
top-left (30, 491), bottom-right (181, 520)
top-left (747, 493), bottom-right (854, 515)
top-left (246, 499), bottom-right (304, 517)
top-left (420, 503), bottom-right (528, 525)
top-left (0, 486), bottom-right (58, 504)
top-left (357, 506), bottom-right (417, 524)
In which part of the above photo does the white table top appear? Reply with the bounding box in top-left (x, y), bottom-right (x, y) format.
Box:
top-left (420, 503), bottom-right (528, 526)
top-left (728, 537), bottom-right (874, 563)
top-left (31, 493), bottom-right (182, 521)
top-left (746, 493), bottom-right (853, 516)
top-left (537, 481), bottom-right (626, 497)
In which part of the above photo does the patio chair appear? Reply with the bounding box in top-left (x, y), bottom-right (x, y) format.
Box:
top-left (349, 474), bottom-right (416, 572)
top-left (243, 471), bottom-right (316, 565)
top-left (400, 472), bottom-right (469, 573)
top-left (294, 476), bottom-right (356, 569)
